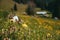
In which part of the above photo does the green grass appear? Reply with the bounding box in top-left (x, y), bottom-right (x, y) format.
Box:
top-left (0, 0), bottom-right (60, 39)
top-left (0, 11), bottom-right (60, 40)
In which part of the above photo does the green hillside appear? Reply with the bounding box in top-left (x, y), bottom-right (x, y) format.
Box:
top-left (0, 0), bottom-right (60, 40)
top-left (0, 0), bottom-right (27, 12)
top-left (0, 11), bottom-right (60, 40)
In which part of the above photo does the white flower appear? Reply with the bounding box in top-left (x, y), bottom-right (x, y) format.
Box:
top-left (2, 29), bottom-right (5, 34)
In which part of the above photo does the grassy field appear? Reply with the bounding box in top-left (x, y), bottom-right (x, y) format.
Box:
top-left (0, 11), bottom-right (60, 40)
top-left (0, 0), bottom-right (60, 40)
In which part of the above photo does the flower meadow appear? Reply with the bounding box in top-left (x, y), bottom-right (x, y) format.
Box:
top-left (0, 11), bottom-right (60, 40)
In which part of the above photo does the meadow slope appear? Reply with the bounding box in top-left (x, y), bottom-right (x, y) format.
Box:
top-left (0, 0), bottom-right (60, 40)
top-left (0, 11), bottom-right (60, 40)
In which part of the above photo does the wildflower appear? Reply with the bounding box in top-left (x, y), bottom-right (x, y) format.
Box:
top-left (22, 23), bottom-right (28, 28)
top-left (10, 19), bottom-right (13, 22)
top-left (44, 25), bottom-right (53, 30)
top-left (12, 26), bottom-right (17, 32)
top-left (4, 37), bottom-right (10, 40)
top-left (8, 28), bottom-right (13, 34)
top-left (46, 33), bottom-right (52, 38)
top-left (48, 26), bottom-right (53, 30)
top-left (8, 26), bottom-right (13, 34)
top-left (39, 25), bottom-right (41, 28)
top-left (2, 29), bottom-right (5, 34)
top-left (56, 30), bottom-right (60, 35)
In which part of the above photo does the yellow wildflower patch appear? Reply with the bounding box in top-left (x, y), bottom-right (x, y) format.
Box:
top-left (47, 33), bottom-right (52, 38)
top-left (44, 25), bottom-right (53, 30)
top-left (22, 23), bottom-right (28, 28)
top-left (56, 30), bottom-right (60, 35)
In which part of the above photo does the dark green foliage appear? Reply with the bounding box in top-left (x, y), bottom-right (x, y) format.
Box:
top-left (26, 7), bottom-right (35, 16)
top-left (13, 3), bottom-right (17, 11)
top-left (26, 1), bottom-right (36, 16)
top-left (13, 0), bottom-right (20, 3)
top-left (13, 0), bottom-right (29, 4)
top-left (0, 11), bottom-right (9, 19)
top-left (0, 0), bottom-right (1, 1)
top-left (57, 35), bottom-right (60, 40)
top-left (50, 0), bottom-right (60, 19)
top-left (34, 0), bottom-right (60, 19)
top-left (13, 0), bottom-right (60, 19)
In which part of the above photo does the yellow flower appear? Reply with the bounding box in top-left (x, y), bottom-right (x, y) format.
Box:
top-left (48, 26), bottom-right (53, 30)
top-left (47, 33), bottom-right (51, 36)
top-left (4, 37), bottom-right (10, 40)
top-left (56, 30), bottom-right (60, 35)
top-left (44, 25), bottom-right (53, 30)
top-left (10, 19), bottom-right (13, 22)
top-left (47, 33), bottom-right (52, 38)
top-left (2, 29), bottom-right (5, 34)
top-left (22, 23), bottom-right (28, 28)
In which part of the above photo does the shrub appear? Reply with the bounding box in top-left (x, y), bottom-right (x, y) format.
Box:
top-left (26, 1), bottom-right (36, 16)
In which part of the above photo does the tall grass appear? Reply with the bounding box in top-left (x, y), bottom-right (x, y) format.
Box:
top-left (0, 11), bottom-right (60, 40)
